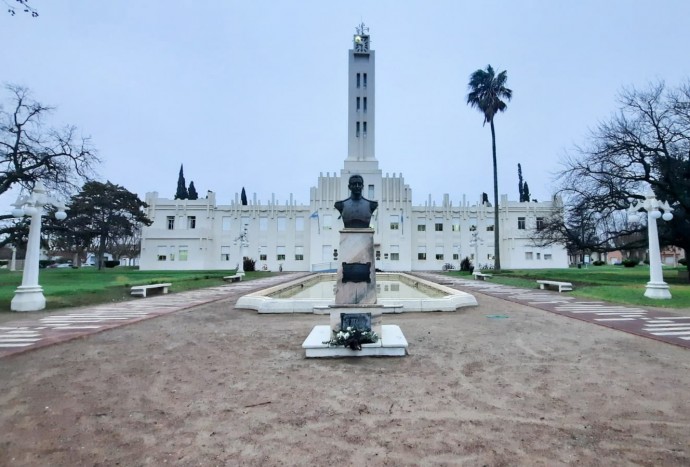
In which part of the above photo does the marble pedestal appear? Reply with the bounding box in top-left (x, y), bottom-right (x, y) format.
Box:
top-left (303, 225), bottom-right (408, 357)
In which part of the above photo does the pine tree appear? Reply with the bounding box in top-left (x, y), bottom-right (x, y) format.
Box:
top-left (518, 163), bottom-right (525, 201)
top-left (522, 181), bottom-right (531, 202)
top-left (241, 187), bottom-right (248, 206)
top-left (175, 164), bottom-right (188, 200)
top-left (188, 181), bottom-right (198, 200)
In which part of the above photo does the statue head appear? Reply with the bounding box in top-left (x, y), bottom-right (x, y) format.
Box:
top-left (348, 175), bottom-right (364, 199)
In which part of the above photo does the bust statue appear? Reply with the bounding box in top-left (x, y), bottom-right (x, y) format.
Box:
top-left (334, 175), bottom-right (378, 228)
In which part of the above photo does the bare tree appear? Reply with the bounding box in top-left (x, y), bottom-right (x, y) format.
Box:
top-left (0, 84), bottom-right (99, 200)
top-left (539, 81), bottom-right (690, 275)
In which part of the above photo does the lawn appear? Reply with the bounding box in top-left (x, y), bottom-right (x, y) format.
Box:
top-left (0, 267), bottom-right (276, 312)
top-left (449, 265), bottom-right (690, 308)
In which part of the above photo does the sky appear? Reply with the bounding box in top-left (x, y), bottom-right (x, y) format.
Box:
top-left (2, 0), bottom-right (690, 211)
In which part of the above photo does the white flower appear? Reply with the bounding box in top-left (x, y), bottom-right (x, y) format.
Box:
top-left (346, 326), bottom-right (352, 331)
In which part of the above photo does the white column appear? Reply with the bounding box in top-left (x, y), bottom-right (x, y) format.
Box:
top-left (644, 210), bottom-right (671, 299)
top-left (11, 208), bottom-right (46, 311)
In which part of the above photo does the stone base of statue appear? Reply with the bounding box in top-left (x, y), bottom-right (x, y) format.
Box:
top-left (335, 228), bottom-right (377, 304)
top-left (302, 324), bottom-right (408, 358)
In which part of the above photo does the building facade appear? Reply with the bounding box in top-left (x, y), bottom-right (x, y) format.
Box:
top-left (140, 25), bottom-right (568, 272)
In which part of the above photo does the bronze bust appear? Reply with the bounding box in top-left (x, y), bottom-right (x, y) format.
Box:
top-left (334, 175), bottom-right (378, 228)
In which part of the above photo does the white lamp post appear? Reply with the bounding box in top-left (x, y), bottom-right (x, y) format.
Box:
top-left (10, 183), bottom-right (67, 311)
top-left (627, 190), bottom-right (674, 299)
top-left (234, 225), bottom-right (249, 276)
top-left (469, 225), bottom-right (483, 273)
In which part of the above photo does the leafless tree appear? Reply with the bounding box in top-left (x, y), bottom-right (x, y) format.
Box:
top-left (537, 81), bottom-right (690, 274)
top-left (0, 84), bottom-right (99, 201)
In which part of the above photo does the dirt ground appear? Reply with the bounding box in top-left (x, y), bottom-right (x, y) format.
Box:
top-left (1, 288), bottom-right (689, 466)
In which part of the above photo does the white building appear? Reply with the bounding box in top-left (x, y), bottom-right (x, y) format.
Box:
top-left (140, 25), bottom-right (568, 272)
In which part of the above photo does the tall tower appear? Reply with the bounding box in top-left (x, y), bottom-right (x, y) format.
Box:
top-left (344, 23), bottom-right (378, 175)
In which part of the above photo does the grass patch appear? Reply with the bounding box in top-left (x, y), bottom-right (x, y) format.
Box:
top-left (0, 267), bottom-right (276, 312)
top-left (448, 265), bottom-right (690, 308)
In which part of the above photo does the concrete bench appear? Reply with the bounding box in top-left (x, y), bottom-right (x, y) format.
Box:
top-left (472, 272), bottom-right (493, 281)
top-left (131, 283), bottom-right (172, 297)
top-left (223, 274), bottom-right (242, 283)
top-left (536, 280), bottom-right (573, 292)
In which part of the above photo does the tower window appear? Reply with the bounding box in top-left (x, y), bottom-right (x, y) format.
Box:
top-left (356, 97), bottom-right (360, 112)
top-left (356, 73), bottom-right (360, 88)
top-left (518, 217), bottom-right (526, 230)
top-left (363, 73), bottom-right (367, 88)
top-left (363, 97), bottom-right (367, 113)
top-left (167, 216), bottom-right (175, 230)
top-left (363, 121), bottom-right (367, 137)
top-left (356, 121), bottom-right (360, 137)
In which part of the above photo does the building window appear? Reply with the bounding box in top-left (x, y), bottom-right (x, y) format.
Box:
top-left (356, 121), bottom-right (360, 137)
top-left (363, 97), bottom-right (367, 113)
top-left (356, 73), bottom-right (360, 88)
top-left (363, 73), bottom-right (367, 88)
top-left (518, 217), bottom-right (526, 230)
top-left (222, 217), bottom-right (231, 231)
top-left (187, 216), bottom-right (196, 229)
top-left (363, 121), bottom-right (367, 137)
top-left (167, 216), bottom-right (175, 230)
top-left (435, 246), bottom-right (444, 261)
top-left (536, 217), bottom-right (544, 230)
top-left (417, 246), bottom-right (426, 260)
top-left (390, 245), bottom-right (399, 261)
top-left (277, 216), bottom-right (286, 231)
top-left (486, 225), bottom-right (494, 232)
top-left (295, 217), bottom-right (304, 231)
top-left (368, 185), bottom-right (375, 199)
top-left (295, 246), bottom-right (304, 261)
top-left (375, 250), bottom-right (381, 260)
top-left (276, 246), bottom-right (286, 261)
top-left (356, 97), bottom-right (360, 112)
top-left (417, 224), bottom-right (426, 232)
top-left (453, 253), bottom-right (459, 260)
top-left (537, 252), bottom-right (541, 260)
top-left (525, 252), bottom-right (533, 260)
top-left (157, 246), bottom-right (167, 261)
top-left (220, 246), bottom-right (231, 261)
top-left (435, 223), bottom-right (443, 232)
top-left (390, 214), bottom-right (400, 230)
top-left (452, 219), bottom-right (461, 232)
top-left (259, 254), bottom-right (267, 261)
top-left (390, 253), bottom-right (399, 260)
top-left (322, 214), bottom-right (332, 230)
top-left (259, 217), bottom-right (268, 231)
top-left (544, 254), bottom-right (552, 260)
top-left (178, 246), bottom-right (188, 261)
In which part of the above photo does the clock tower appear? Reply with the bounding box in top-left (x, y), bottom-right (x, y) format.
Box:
top-left (345, 22), bottom-right (377, 174)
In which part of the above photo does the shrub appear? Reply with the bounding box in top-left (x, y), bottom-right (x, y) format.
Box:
top-left (39, 260), bottom-right (52, 268)
top-left (243, 257), bottom-right (256, 272)
top-left (592, 260), bottom-right (605, 266)
top-left (460, 257), bottom-right (473, 271)
top-left (104, 260), bottom-right (120, 268)
top-left (643, 259), bottom-right (650, 265)
top-left (679, 258), bottom-right (687, 266)
top-left (622, 259), bottom-right (638, 268)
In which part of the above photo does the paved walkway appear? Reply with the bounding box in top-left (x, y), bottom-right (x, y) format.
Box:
top-left (413, 272), bottom-right (690, 350)
top-left (0, 273), bottom-right (308, 358)
top-left (2, 272), bottom-right (688, 358)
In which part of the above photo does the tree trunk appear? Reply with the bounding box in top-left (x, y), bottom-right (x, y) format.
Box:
top-left (97, 234), bottom-right (107, 271)
top-left (490, 120), bottom-right (501, 271)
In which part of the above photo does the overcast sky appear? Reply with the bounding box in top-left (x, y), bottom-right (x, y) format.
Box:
top-left (2, 1), bottom-right (689, 211)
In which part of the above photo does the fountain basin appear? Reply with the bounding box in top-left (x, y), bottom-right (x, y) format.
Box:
top-left (236, 272), bottom-right (477, 313)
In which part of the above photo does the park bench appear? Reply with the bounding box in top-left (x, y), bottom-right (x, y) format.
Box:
top-left (536, 280), bottom-right (573, 293)
top-left (223, 274), bottom-right (242, 283)
top-left (473, 272), bottom-right (493, 281)
top-left (130, 283), bottom-right (172, 298)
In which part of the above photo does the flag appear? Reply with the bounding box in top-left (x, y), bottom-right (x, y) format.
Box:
top-left (310, 211), bottom-right (320, 234)
top-left (310, 211), bottom-right (319, 218)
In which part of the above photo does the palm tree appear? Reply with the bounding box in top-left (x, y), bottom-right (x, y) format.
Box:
top-left (467, 65), bottom-right (512, 271)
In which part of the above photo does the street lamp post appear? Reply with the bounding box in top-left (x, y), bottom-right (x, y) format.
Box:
top-left (627, 190), bottom-right (674, 299)
top-left (10, 183), bottom-right (67, 312)
top-left (234, 225), bottom-right (249, 276)
top-left (469, 225), bottom-right (483, 273)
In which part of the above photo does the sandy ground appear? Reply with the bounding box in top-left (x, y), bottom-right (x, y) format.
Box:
top-left (1, 288), bottom-right (689, 466)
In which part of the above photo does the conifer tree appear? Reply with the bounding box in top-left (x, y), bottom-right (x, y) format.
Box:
top-left (188, 181), bottom-right (198, 200)
top-left (175, 164), bottom-right (188, 200)
top-left (241, 187), bottom-right (248, 206)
